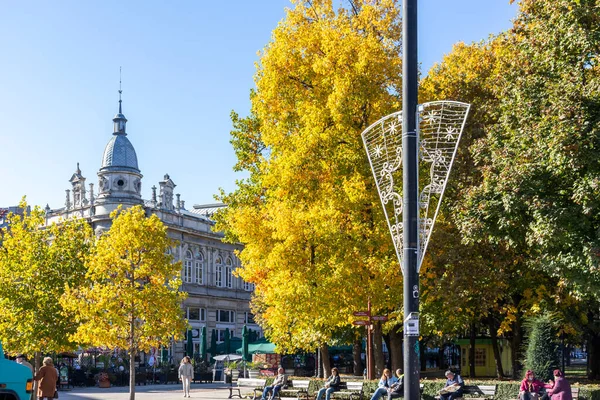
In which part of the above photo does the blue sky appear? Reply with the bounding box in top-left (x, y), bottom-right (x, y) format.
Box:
top-left (0, 1), bottom-right (517, 209)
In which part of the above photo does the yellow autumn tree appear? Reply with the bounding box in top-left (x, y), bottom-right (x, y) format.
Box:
top-left (62, 205), bottom-right (186, 400)
top-left (0, 199), bottom-right (92, 371)
top-left (216, 0), bottom-right (404, 371)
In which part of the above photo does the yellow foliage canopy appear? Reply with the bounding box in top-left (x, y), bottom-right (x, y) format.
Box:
top-left (62, 205), bottom-right (186, 354)
top-left (216, 0), bottom-right (405, 352)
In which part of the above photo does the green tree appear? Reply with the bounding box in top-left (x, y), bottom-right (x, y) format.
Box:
top-left (0, 199), bottom-right (92, 370)
top-left (456, 0), bottom-right (600, 378)
top-left (62, 205), bottom-right (186, 400)
top-left (524, 314), bottom-right (560, 381)
top-left (215, 0), bottom-right (404, 362)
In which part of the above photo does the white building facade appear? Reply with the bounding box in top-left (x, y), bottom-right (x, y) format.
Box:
top-left (45, 95), bottom-right (261, 360)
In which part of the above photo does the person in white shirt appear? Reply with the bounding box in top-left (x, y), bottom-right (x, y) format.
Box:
top-left (178, 356), bottom-right (194, 398)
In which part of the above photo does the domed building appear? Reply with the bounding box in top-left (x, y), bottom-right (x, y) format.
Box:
top-left (45, 92), bottom-right (262, 364)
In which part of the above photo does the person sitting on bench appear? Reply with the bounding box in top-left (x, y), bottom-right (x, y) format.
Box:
top-left (261, 367), bottom-right (287, 400)
top-left (519, 370), bottom-right (545, 400)
top-left (388, 369), bottom-right (404, 400)
top-left (370, 369), bottom-right (398, 400)
top-left (439, 370), bottom-right (464, 400)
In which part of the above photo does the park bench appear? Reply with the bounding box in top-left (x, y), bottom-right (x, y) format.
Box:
top-left (436, 384), bottom-right (497, 400)
top-left (229, 377), bottom-right (267, 399)
top-left (330, 381), bottom-right (365, 400)
top-left (275, 379), bottom-right (311, 400)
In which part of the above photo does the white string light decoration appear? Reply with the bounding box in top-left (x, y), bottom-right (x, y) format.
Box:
top-left (361, 101), bottom-right (470, 273)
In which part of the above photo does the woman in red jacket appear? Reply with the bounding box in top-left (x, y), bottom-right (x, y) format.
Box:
top-left (545, 370), bottom-right (572, 400)
top-left (519, 370), bottom-right (545, 400)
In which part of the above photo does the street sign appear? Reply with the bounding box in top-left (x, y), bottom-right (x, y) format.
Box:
top-left (352, 320), bottom-right (369, 326)
top-left (353, 311), bottom-right (369, 317)
top-left (371, 316), bottom-right (388, 321)
top-left (404, 312), bottom-right (419, 336)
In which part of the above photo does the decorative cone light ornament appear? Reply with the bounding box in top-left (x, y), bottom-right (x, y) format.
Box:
top-left (361, 101), bottom-right (470, 272)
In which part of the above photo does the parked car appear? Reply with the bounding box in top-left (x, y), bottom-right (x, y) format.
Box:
top-left (0, 341), bottom-right (34, 400)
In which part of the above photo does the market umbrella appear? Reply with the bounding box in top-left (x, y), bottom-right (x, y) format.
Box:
top-left (210, 329), bottom-right (217, 356)
top-left (200, 326), bottom-right (207, 362)
top-left (161, 346), bottom-right (169, 364)
top-left (186, 329), bottom-right (194, 358)
top-left (212, 354), bottom-right (243, 361)
top-left (224, 328), bottom-right (231, 354)
top-left (245, 337), bottom-right (277, 355)
top-left (241, 325), bottom-right (250, 362)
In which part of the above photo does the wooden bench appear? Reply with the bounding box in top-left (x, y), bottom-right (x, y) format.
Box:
top-left (229, 378), bottom-right (267, 399)
top-left (330, 381), bottom-right (364, 400)
top-left (276, 379), bottom-right (311, 400)
top-left (436, 384), bottom-right (497, 400)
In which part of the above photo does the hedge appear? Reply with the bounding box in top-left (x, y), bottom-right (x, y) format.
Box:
top-left (265, 377), bottom-right (600, 400)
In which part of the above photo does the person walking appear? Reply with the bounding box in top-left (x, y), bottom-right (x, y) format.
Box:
top-left (34, 357), bottom-right (58, 400)
top-left (370, 369), bottom-right (398, 400)
top-left (261, 367), bottom-right (287, 400)
top-left (178, 356), bottom-right (194, 398)
top-left (315, 367), bottom-right (341, 400)
top-left (15, 354), bottom-right (34, 376)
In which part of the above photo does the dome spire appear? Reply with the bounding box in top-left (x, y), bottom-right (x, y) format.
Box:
top-left (113, 67), bottom-right (127, 135)
top-left (118, 66), bottom-right (123, 114)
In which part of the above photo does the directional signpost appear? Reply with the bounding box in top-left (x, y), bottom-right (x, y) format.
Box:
top-left (352, 299), bottom-right (389, 380)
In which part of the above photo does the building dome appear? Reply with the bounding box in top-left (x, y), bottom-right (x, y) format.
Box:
top-left (100, 134), bottom-right (139, 172)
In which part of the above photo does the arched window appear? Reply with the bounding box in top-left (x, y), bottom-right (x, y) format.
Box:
top-left (215, 256), bottom-right (223, 287)
top-left (184, 250), bottom-right (193, 283)
top-left (195, 252), bottom-right (204, 285)
top-left (225, 258), bottom-right (233, 288)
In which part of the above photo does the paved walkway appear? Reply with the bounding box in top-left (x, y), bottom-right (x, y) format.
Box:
top-left (57, 383), bottom-right (237, 400)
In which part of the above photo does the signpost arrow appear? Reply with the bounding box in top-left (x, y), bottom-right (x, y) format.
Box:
top-left (352, 320), bottom-right (369, 326)
top-left (353, 311), bottom-right (370, 317)
top-left (371, 316), bottom-right (388, 321)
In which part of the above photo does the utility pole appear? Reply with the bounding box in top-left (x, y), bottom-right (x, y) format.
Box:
top-left (402, 1), bottom-right (420, 400)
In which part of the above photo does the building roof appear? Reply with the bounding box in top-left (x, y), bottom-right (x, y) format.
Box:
top-left (190, 203), bottom-right (226, 219)
top-left (100, 134), bottom-right (139, 172)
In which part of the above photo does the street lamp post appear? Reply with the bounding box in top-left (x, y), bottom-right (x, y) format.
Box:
top-left (361, 4), bottom-right (470, 400)
top-left (402, 1), bottom-right (420, 399)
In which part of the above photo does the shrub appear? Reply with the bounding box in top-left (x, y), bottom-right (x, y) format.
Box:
top-left (523, 314), bottom-right (560, 381)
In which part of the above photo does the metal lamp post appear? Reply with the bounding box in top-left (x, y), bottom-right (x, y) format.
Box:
top-left (361, 0), bottom-right (470, 394)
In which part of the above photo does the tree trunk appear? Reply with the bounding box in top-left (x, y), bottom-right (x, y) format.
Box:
top-left (320, 344), bottom-right (331, 378)
top-left (469, 322), bottom-right (476, 378)
top-left (33, 351), bottom-right (41, 398)
top-left (316, 348), bottom-right (321, 378)
top-left (383, 333), bottom-right (392, 369)
top-left (420, 337), bottom-right (427, 371)
top-left (511, 315), bottom-right (523, 379)
top-left (587, 331), bottom-right (600, 380)
top-left (129, 312), bottom-right (136, 400)
top-left (388, 325), bottom-right (403, 373)
top-left (488, 316), bottom-right (504, 378)
top-left (129, 349), bottom-right (136, 400)
top-left (372, 322), bottom-right (385, 377)
top-left (353, 336), bottom-right (363, 376)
